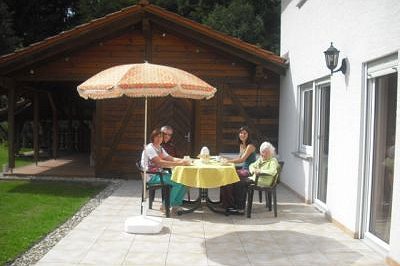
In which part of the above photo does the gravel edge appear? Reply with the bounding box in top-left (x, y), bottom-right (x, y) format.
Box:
top-left (1, 176), bottom-right (123, 266)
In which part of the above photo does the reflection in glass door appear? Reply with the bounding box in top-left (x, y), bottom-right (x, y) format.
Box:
top-left (367, 72), bottom-right (397, 243)
top-left (314, 84), bottom-right (330, 204)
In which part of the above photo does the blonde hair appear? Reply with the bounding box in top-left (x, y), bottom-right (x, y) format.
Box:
top-left (259, 141), bottom-right (276, 156)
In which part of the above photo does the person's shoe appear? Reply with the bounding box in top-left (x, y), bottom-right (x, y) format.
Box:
top-left (237, 209), bottom-right (245, 215)
top-left (171, 206), bottom-right (183, 215)
top-left (225, 207), bottom-right (236, 216)
top-left (226, 207), bottom-right (244, 215)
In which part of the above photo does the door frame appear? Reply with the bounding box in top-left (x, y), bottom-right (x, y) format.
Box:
top-left (312, 80), bottom-right (331, 211)
top-left (359, 52), bottom-right (398, 251)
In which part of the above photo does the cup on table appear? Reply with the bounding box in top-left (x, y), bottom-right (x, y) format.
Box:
top-left (215, 155), bottom-right (221, 162)
top-left (183, 155), bottom-right (191, 162)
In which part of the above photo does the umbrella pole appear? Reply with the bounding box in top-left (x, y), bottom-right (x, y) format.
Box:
top-left (124, 96), bottom-right (162, 234)
top-left (144, 97), bottom-right (147, 150)
top-left (142, 97), bottom-right (148, 217)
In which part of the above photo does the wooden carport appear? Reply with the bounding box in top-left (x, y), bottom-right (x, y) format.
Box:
top-left (0, 1), bottom-right (286, 178)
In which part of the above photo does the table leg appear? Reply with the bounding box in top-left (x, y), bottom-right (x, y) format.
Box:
top-left (177, 188), bottom-right (202, 215)
top-left (205, 191), bottom-right (228, 215)
top-left (178, 188), bottom-right (228, 216)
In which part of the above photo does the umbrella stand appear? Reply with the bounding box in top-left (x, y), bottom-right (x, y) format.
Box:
top-left (125, 97), bottom-right (163, 234)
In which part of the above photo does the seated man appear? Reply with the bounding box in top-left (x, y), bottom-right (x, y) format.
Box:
top-left (161, 125), bottom-right (179, 157)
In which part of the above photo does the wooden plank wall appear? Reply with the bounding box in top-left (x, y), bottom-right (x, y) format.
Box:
top-left (151, 28), bottom-right (250, 79)
top-left (11, 23), bottom-right (280, 178)
top-left (222, 75), bottom-right (280, 152)
top-left (96, 97), bottom-right (145, 178)
top-left (14, 30), bottom-right (146, 81)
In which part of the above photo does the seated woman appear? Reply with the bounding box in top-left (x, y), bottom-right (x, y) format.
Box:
top-left (141, 128), bottom-right (190, 214)
top-left (249, 141), bottom-right (279, 187)
top-left (220, 126), bottom-right (257, 213)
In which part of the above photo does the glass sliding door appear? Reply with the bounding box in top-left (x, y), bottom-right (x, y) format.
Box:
top-left (314, 84), bottom-right (330, 205)
top-left (367, 72), bottom-right (397, 243)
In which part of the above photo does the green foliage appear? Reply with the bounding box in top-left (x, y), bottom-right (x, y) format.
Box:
top-left (0, 1), bottom-right (21, 54)
top-left (1, 0), bottom-right (79, 54)
top-left (76, 0), bottom-right (137, 21)
top-left (249, 0), bottom-right (281, 53)
top-left (0, 180), bottom-right (107, 265)
top-left (4, 0), bottom-right (78, 46)
top-left (203, 0), bottom-right (265, 47)
top-left (153, 0), bottom-right (280, 52)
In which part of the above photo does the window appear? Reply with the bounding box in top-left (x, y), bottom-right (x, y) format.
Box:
top-left (299, 85), bottom-right (313, 154)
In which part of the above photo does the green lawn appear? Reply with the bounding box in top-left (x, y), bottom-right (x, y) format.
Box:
top-left (0, 180), bottom-right (108, 265)
top-left (0, 144), bottom-right (33, 168)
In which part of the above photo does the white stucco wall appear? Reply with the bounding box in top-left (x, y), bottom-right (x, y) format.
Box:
top-left (280, 0), bottom-right (400, 262)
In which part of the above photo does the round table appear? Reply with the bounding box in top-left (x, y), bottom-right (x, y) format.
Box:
top-left (171, 159), bottom-right (240, 215)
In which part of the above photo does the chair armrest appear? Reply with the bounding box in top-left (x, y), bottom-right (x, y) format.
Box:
top-left (253, 173), bottom-right (278, 187)
top-left (136, 161), bottom-right (169, 185)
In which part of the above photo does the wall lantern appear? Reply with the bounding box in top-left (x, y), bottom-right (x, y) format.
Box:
top-left (324, 42), bottom-right (347, 75)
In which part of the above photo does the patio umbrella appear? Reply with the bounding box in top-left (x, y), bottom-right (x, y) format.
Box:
top-left (77, 62), bottom-right (216, 233)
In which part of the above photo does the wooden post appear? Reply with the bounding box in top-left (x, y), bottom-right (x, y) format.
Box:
top-left (7, 86), bottom-right (15, 171)
top-left (194, 101), bottom-right (201, 154)
top-left (95, 101), bottom-right (103, 177)
top-left (68, 102), bottom-right (73, 150)
top-left (216, 82), bottom-right (224, 154)
top-left (143, 17), bottom-right (152, 63)
top-left (143, 17), bottom-right (153, 139)
top-left (47, 93), bottom-right (58, 159)
top-left (15, 121), bottom-right (20, 155)
top-left (33, 92), bottom-right (39, 165)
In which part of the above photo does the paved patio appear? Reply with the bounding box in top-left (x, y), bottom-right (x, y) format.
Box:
top-left (36, 180), bottom-right (385, 266)
top-left (4, 154), bottom-right (94, 177)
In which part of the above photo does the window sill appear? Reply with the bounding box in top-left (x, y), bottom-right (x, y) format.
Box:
top-left (292, 151), bottom-right (313, 161)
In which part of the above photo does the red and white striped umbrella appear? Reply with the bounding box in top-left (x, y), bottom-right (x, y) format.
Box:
top-left (77, 62), bottom-right (216, 100)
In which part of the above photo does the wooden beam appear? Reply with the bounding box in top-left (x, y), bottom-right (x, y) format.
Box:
top-left (95, 101), bottom-right (103, 177)
top-left (143, 18), bottom-right (152, 62)
top-left (47, 92), bottom-right (58, 159)
top-left (0, 76), bottom-right (15, 90)
top-left (15, 120), bottom-right (21, 154)
top-left (7, 84), bottom-right (15, 171)
top-left (67, 101), bottom-right (73, 150)
top-left (216, 82), bottom-right (224, 153)
top-left (224, 87), bottom-right (263, 143)
top-left (98, 99), bottom-right (137, 171)
top-left (194, 101), bottom-right (201, 154)
top-left (33, 91), bottom-right (39, 165)
top-left (254, 64), bottom-right (266, 82)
